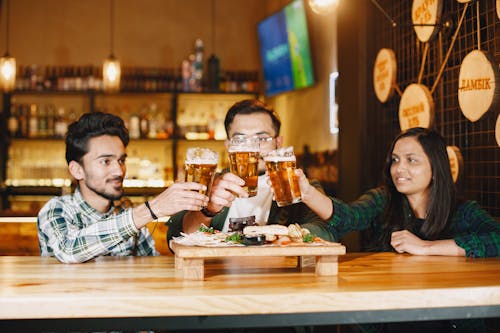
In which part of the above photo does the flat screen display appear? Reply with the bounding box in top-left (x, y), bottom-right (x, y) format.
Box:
top-left (257, 0), bottom-right (315, 97)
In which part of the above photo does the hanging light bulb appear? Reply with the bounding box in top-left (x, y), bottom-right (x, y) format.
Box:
top-left (309, 0), bottom-right (339, 15)
top-left (103, 0), bottom-right (120, 92)
top-left (0, 55), bottom-right (16, 91)
top-left (103, 55), bottom-right (120, 92)
top-left (0, 0), bottom-right (16, 92)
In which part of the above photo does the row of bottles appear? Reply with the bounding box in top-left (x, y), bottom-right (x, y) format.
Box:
top-left (6, 101), bottom-right (234, 140)
top-left (7, 103), bottom-right (79, 139)
top-left (13, 64), bottom-right (259, 93)
top-left (96, 103), bottom-right (174, 140)
top-left (6, 145), bottom-right (70, 187)
top-left (6, 102), bottom-right (176, 140)
top-left (16, 65), bottom-right (104, 92)
top-left (5, 144), bottom-right (171, 187)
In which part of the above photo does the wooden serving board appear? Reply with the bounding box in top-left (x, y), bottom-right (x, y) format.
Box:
top-left (170, 241), bottom-right (346, 280)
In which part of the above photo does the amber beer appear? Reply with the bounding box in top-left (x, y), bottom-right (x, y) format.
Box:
top-left (228, 135), bottom-right (260, 197)
top-left (264, 147), bottom-right (301, 207)
top-left (184, 148), bottom-right (218, 199)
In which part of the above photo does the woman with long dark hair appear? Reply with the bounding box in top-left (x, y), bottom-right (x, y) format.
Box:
top-left (298, 127), bottom-right (499, 257)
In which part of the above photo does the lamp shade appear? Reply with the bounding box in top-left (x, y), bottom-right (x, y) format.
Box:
top-left (0, 54), bottom-right (16, 91)
top-left (103, 55), bottom-right (120, 92)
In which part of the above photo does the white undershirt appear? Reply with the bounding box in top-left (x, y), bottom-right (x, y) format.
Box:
top-left (222, 175), bottom-right (273, 232)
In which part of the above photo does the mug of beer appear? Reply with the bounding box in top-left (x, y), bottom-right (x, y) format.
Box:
top-left (228, 135), bottom-right (260, 197)
top-left (184, 147), bottom-right (218, 201)
top-left (263, 146), bottom-right (301, 207)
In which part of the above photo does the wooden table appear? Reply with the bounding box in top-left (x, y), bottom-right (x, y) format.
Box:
top-left (171, 241), bottom-right (346, 280)
top-left (1, 253), bottom-right (499, 331)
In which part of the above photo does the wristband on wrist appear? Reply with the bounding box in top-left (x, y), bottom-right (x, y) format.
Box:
top-left (200, 207), bottom-right (219, 218)
top-left (144, 200), bottom-right (158, 220)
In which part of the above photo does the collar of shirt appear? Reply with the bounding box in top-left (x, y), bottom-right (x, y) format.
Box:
top-left (74, 187), bottom-right (118, 220)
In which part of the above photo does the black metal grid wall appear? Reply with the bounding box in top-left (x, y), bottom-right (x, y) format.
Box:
top-left (366, 0), bottom-right (499, 219)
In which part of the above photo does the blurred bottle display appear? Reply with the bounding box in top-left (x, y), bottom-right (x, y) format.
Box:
top-left (4, 63), bottom-right (259, 191)
top-left (13, 63), bottom-right (258, 94)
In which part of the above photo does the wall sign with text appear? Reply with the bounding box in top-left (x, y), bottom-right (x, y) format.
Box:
top-left (412, 0), bottom-right (443, 42)
top-left (458, 50), bottom-right (499, 122)
top-left (398, 83), bottom-right (434, 131)
top-left (373, 48), bottom-right (397, 103)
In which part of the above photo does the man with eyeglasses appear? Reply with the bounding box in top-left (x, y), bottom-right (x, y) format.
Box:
top-left (167, 99), bottom-right (334, 242)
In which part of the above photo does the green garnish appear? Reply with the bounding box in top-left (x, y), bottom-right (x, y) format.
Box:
top-left (302, 233), bottom-right (315, 243)
top-left (225, 232), bottom-right (243, 243)
top-left (198, 224), bottom-right (214, 234)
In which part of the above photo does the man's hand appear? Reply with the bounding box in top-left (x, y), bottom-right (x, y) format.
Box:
top-left (205, 172), bottom-right (248, 214)
top-left (151, 182), bottom-right (209, 217)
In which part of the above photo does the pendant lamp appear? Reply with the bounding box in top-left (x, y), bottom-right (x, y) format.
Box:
top-left (308, 0), bottom-right (339, 15)
top-left (103, 0), bottom-right (120, 92)
top-left (0, 0), bottom-right (16, 92)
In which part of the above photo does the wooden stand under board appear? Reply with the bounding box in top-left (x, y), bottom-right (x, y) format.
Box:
top-left (170, 241), bottom-right (346, 280)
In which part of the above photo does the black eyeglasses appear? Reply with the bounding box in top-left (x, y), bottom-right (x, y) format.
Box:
top-left (257, 136), bottom-right (276, 144)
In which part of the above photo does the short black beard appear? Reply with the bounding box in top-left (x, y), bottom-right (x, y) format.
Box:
top-left (86, 179), bottom-right (124, 202)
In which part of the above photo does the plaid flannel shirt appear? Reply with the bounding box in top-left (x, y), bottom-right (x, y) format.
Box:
top-left (327, 187), bottom-right (500, 258)
top-left (38, 187), bottom-right (158, 263)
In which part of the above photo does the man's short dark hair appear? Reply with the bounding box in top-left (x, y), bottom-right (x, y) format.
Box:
top-left (224, 99), bottom-right (281, 136)
top-left (65, 112), bottom-right (129, 164)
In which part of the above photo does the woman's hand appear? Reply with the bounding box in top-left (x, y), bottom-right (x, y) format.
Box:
top-left (294, 168), bottom-right (333, 220)
top-left (391, 230), bottom-right (465, 256)
top-left (294, 168), bottom-right (315, 202)
top-left (391, 230), bottom-right (430, 255)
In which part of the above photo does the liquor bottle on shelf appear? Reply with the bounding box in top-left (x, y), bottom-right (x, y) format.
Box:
top-left (139, 105), bottom-right (150, 138)
top-left (207, 54), bottom-right (220, 92)
top-left (54, 107), bottom-right (68, 138)
top-left (192, 39), bottom-right (204, 92)
top-left (37, 105), bottom-right (48, 138)
top-left (129, 112), bottom-right (140, 139)
top-left (7, 104), bottom-right (19, 137)
top-left (46, 104), bottom-right (56, 137)
top-left (28, 104), bottom-right (38, 138)
top-left (17, 104), bottom-right (29, 138)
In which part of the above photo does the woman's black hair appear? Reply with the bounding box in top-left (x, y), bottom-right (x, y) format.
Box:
top-left (380, 127), bottom-right (456, 244)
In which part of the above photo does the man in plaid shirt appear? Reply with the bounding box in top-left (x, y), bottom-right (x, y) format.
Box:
top-left (38, 112), bottom-right (208, 263)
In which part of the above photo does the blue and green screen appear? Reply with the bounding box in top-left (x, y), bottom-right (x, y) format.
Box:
top-left (257, 0), bottom-right (315, 96)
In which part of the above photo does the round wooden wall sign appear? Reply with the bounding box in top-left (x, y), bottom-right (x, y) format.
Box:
top-left (458, 50), bottom-right (499, 122)
top-left (412, 0), bottom-right (443, 42)
top-left (456, 0), bottom-right (472, 3)
top-left (446, 146), bottom-right (463, 184)
top-left (496, 114), bottom-right (500, 147)
top-left (497, 0), bottom-right (500, 20)
top-left (398, 83), bottom-right (434, 131)
top-left (373, 48), bottom-right (397, 103)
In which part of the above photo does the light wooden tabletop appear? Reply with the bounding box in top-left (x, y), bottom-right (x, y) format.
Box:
top-left (1, 253), bottom-right (499, 329)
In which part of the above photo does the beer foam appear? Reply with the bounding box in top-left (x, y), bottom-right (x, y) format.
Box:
top-left (263, 155), bottom-right (296, 162)
top-left (263, 146), bottom-right (295, 161)
top-left (186, 147), bottom-right (218, 163)
top-left (228, 147), bottom-right (259, 153)
top-left (185, 158), bottom-right (218, 165)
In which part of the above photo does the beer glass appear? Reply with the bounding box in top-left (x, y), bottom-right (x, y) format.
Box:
top-left (228, 135), bottom-right (260, 197)
top-left (264, 146), bottom-right (301, 207)
top-left (184, 147), bottom-right (218, 201)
